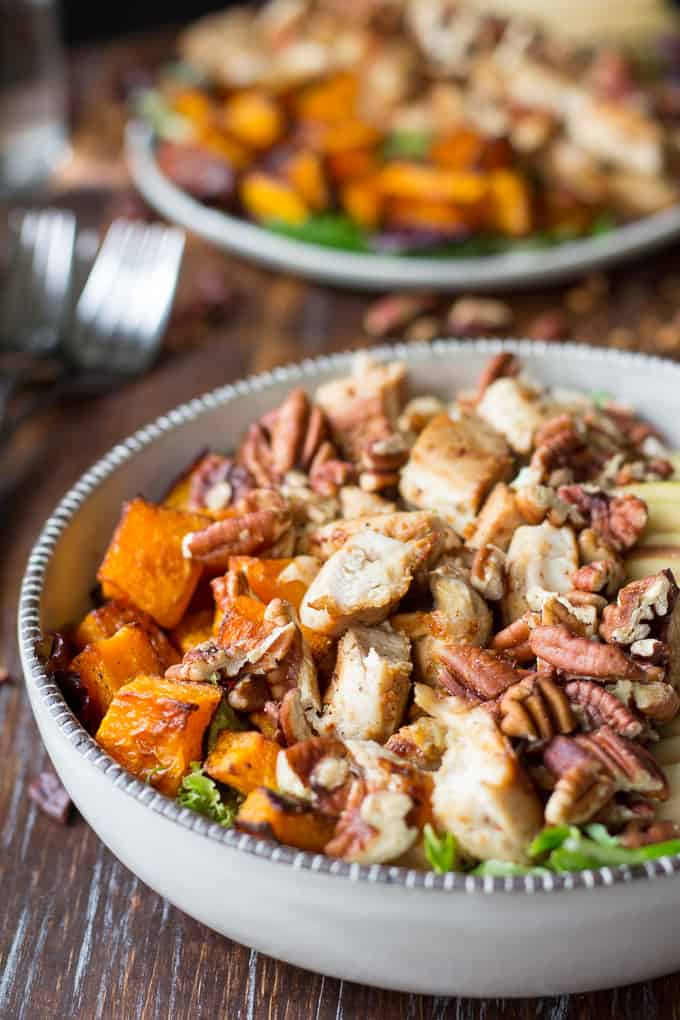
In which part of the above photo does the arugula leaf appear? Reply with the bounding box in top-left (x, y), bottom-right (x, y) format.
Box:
top-left (207, 697), bottom-right (249, 752)
top-left (590, 389), bottom-right (613, 409)
top-left (423, 824), bottom-right (457, 874)
top-left (177, 763), bottom-right (240, 828)
top-left (529, 823), bottom-right (680, 872)
top-left (265, 213), bottom-right (371, 252)
top-left (528, 825), bottom-right (575, 857)
top-left (382, 130), bottom-right (432, 160)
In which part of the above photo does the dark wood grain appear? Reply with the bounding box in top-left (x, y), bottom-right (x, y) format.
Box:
top-left (4, 30), bottom-right (680, 1020)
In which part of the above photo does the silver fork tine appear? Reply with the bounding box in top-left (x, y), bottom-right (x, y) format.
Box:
top-left (69, 220), bottom-right (184, 375)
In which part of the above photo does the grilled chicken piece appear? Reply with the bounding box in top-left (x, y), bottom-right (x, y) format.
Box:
top-left (339, 486), bottom-right (396, 519)
top-left (477, 377), bottom-right (548, 455)
top-left (429, 562), bottom-right (493, 647)
top-left (502, 57), bottom-right (583, 119)
top-left (318, 624), bottom-right (412, 742)
top-left (466, 482), bottom-right (525, 552)
top-left (503, 521), bottom-right (579, 624)
top-left (566, 98), bottom-right (663, 177)
top-left (606, 170), bottom-right (677, 216)
top-left (432, 706), bottom-right (543, 864)
top-left (308, 510), bottom-right (455, 563)
top-left (300, 528), bottom-right (429, 636)
top-left (400, 412), bottom-right (513, 534)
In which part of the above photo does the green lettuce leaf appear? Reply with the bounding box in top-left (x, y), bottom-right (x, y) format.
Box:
top-left (177, 762), bottom-right (240, 828)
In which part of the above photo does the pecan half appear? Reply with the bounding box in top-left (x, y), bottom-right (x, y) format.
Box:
top-left (237, 388), bottom-right (333, 485)
top-left (620, 819), bottom-right (680, 849)
top-left (572, 559), bottom-right (625, 597)
top-left (470, 543), bottom-right (506, 601)
top-left (557, 485), bottom-right (648, 553)
top-left (184, 490), bottom-right (292, 570)
top-left (439, 645), bottom-right (521, 700)
top-left (576, 726), bottom-right (669, 799)
top-left (565, 679), bottom-right (644, 739)
top-left (545, 760), bottom-right (615, 826)
top-left (449, 302), bottom-right (513, 344)
top-left (308, 441), bottom-right (355, 497)
top-left (500, 674), bottom-right (575, 741)
top-left (188, 454), bottom-right (254, 511)
top-left (530, 415), bottom-right (584, 480)
top-left (529, 625), bottom-right (647, 680)
top-left (600, 570), bottom-right (678, 646)
top-left (609, 678), bottom-right (680, 724)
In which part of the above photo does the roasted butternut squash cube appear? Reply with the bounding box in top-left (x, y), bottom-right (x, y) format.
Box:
top-left (75, 599), bottom-right (180, 669)
top-left (240, 172), bottom-right (308, 225)
top-left (284, 151), bottom-right (328, 211)
top-left (295, 73), bottom-right (358, 124)
top-left (378, 163), bottom-right (487, 205)
top-left (72, 624), bottom-right (170, 724)
top-left (96, 674), bottom-right (221, 796)
top-left (237, 787), bottom-right (337, 852)
top-left (488, 170), bottom-right (532, 237)
top-left (223, 91), bottom-right (283, 149)
top-left (205, 730), bottom-right (280, 795)
top-left (171, 608), bottom-right (214, 653)
top-left (97, 499), bottom-right (210, 628)
top-left (341, 179), bottom-right (382, 229)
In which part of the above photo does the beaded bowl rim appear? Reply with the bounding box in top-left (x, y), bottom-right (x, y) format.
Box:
top-left (18, 338), bottom-right (680, 895)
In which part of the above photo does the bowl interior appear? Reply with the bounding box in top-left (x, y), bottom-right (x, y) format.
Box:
top-left (38, 339), bottom-right (680, 636)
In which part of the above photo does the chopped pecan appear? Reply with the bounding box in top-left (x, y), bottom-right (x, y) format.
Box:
top-left (609, 678), bottom-right (680, 724)
top-left (323, 779), bottom-right (375, 859)
top-left (325, 780), bottom-right (419, 864)
top-left (572, 559), bottom-right (625, 597)
top-left (526, 310), bottom-right (570, 342)
top-left (492, 613), bottom-right (538, 654)
top-left (472, 350), bottom-right (518, 401)
top-left (529, 625), bottom-right (647, 680)
top-left (363, 292), bottom-right (436, 338)
top-left (620, 819), bottom-right (680, 849)
top-left (600, 570), bottom-right (678, 646)
top-left (385, 716), bottom-right (448, 771)
top-left (565, 679), bottom-right (644, 739)
top-left (530, 415), bottom-right (584, 479)
top-left (439, 645), bottom-right (521, 701)
top-left (448, 301), bottom-right (514, 342)
top-left (276, 737), bottom-right (351, 814)
top-left (500, 674), bottom-right (575, 741)
top-left (531, 592), bottom-right (595, 638)
top-left (545, 760), bottom-right (615, 826)
top-left (308, 441), bottom-right (355, 497)
top-left (279, 688), bottom-right (315, 745)
top-left (184, 490), bottom-right (292, 570)
top-left (188, 454), bottom-right (254, 511)
top-left (28, 771), bottom-right (72, 824)
top-left (578, 527), bottom-right (619, 565)
top-left (557, 485), bottom-right (648, 553)
top-left (470, 543), bottom-right (506, 601)
top-left (228, 675), bottom-right (270, 712)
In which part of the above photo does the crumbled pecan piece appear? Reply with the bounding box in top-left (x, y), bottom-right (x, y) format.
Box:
top-left (470, 543), bottom-right (506, 601)
top-left (529, 625), bottom-right (647, 680)
top-left (610, 678), bottom-right (680, 724)
top-left (500, 674), bottom-right (575, 741)
top-left (448, 300), bottom-right (513, 342)
top-left (184, 490), bottom-right (292, 570)
top-left (308, 441), bottom-right (355, 497)
top-left (572, 559), bottom-right (625, 597)
top-left (188, 454), bottom-right (254, 511)
top-left (439, 645), bottom-right (521, 700)
top-left (620, 819), bottom-right (680, 849)
top-left (28, 771), bottom-right (72, 824)
top-left (526, 310), bottom-right (570, 342)
top-left (228, 675), bottom-right (270, 712)
top-left (565, 679), bottom-right (644, 739)
top-left (492, 613), bottom-right (538, 653)
top-left (600, 570), bottom-right (678, 646)
top-left (279, 688), bottom-right (315, 745)
top-left (363, 292), bottom-right (436, 338)
top-left (530, 415), bottom-right (584, 479)
top-left (277, 737), bottom-right (351, 815)
top-left (557, 485), bottom-right (648, 553)
top-left (472, 351), bottom-right (518, 401)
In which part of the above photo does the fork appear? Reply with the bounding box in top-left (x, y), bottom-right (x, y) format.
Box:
top-left (0, 218), bottom-right (185, 442)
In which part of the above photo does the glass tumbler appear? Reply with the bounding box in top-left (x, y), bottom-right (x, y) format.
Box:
top-left (0, 0), bottom-right (69, 196)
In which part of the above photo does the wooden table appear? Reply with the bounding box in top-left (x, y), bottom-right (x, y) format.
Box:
top-left (4, 30), bottom-right (680, 1020)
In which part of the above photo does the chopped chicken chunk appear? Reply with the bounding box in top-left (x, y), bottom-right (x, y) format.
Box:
top-left (503, 521), bottom-right (579, 624)
top-left (433, 707), bottom-right (543, 864)
top-left (466, 482), bottom-right (525, 551)
top-left (400, 412), bottom-right (513, 534)
top-left (300, 528), bottom-right (429, 636)
top-left (477, 378), bottom-right (548, 455)
top-left (429, 562), bottom-right (493, 647)
top-left (308, 509), bottom-right (456, 563)
top-left (386, 715), bottom-right (448, 771)
top-left (567, 99), bottom-right (663, 177)
top-left (318, 624), bottom-right (412, 742)
top-left (339, 486), bottom-right (396, 519)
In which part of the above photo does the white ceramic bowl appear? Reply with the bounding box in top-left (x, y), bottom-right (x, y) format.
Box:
top-left (127, 121), bottom-right (680, 292)
top-left (19, 340), bottom-right (680, 997)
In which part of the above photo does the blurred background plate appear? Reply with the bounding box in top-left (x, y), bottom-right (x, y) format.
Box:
top-left (127, 120), bottom-right (680, 292)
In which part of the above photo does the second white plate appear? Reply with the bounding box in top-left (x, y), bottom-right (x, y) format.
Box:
top-left (127, 120), bottom-right (680, 291)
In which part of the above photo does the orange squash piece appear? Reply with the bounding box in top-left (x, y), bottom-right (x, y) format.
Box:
top-left (171, 608), bottom-right (214, 653)
top-left (205, 730), bottom-right (280, 796)
top-left (295, 73), bottom-right (358, 123)
top-left (75, 599), bottom-right (180, 668)
top-left (97, 498), bottom-right (210, 629)
top-left (378, 162), bottom-right (487, 205)
top-left (341, 179), bottom-right (382, 229)
top-left (173, 89), bottom-right (216, 129)
top-left (96, 674), bottom-right (221, 796)
top-left (284, 151), bottom-right (329, 211)
top-left (487, 170), bottom-right (532, 237)
top-left (237, 787), bottom-right (337, 851)
top-left (385, 197), bottom-right (468, 232)
top-left (71, 624), bottom-right (170, 724)
top-left (223, 91), bottom-right (283, 149)
top-left (327, 149), bottom-right (379, 184)
top-left (240, 171), bottom-right (308, 225)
